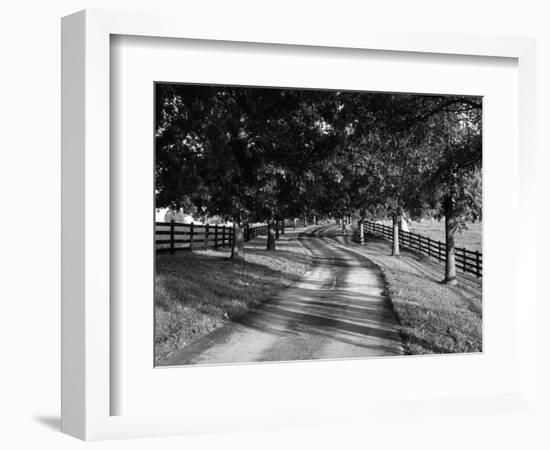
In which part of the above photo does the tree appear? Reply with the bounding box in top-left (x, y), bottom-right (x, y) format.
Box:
top-left (155, 84), bottom-right (263, 259)
top-left (155, 85), bottom-right (318, 255)
top-left (328, 92), bottom-right (482, 276)
top-left (422, 133), bottom-right (482, 284)
top-left (408, 97), bottom-right (482, 284)
top-left (335, 93), bottom-right (430, 255)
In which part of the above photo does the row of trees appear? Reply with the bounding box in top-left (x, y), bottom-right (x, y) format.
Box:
top-left (155, 84), bottom-right (481, 284)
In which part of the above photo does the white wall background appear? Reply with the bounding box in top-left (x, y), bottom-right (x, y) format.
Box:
top-left (0, 1), bottom-right (548, 449)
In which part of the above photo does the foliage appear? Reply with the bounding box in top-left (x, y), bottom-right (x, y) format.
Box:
top-left (155, 85), bottom-right (482, 228)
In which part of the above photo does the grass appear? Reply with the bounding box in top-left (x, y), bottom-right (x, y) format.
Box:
top-left (407, 219), bottom-right (482, 253)
top-left (154, 231), bottom-right (311, 365)
top-left (350, 227), bottom-right (482, 355)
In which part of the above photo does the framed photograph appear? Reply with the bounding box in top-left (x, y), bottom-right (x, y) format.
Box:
top-left (61, 9), bottom-right (536, 440)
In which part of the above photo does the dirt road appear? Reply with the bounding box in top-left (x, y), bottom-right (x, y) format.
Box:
top-left (163, 225), bottom-right (403, 366)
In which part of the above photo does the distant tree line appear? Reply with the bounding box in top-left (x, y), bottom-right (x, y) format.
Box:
top-left (155, 84), bottom-right (481, 284)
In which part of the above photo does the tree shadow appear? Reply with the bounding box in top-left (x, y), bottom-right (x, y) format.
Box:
top-left (237, 300), bottom-right (402, 343)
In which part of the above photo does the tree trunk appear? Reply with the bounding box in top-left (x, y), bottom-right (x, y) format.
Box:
top-left (266, 216), bottom-right (276, 251)
top-left (275, 217), bottom-right (280, 240)
top-left (444, 197), bottom-right (458, 285)
top-left (392, 213), bottom-right (400, 256)
top-left (231, 219), bottom-right (245, 260)
top-left (281, 219), bottom-right (285, 235)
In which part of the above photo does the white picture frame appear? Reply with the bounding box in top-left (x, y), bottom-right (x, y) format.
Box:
top-left (61, 9), bottom-right (537, 441)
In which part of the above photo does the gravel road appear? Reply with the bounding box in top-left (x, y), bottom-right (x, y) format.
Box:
top-left (163, 225), bottom-right (403, 366)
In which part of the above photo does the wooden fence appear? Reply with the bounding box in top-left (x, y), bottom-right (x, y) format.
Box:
top-left (363, 221), bottom-right (482, 278)
top-left (244, 224), bottom-right (268, 241)
top-left (156, 218), bottom-right (304, 253)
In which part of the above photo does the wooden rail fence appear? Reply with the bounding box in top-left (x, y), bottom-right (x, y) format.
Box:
top-left (156, 218), bottom-right (305, 253)
top-left (363, 220), bottom-right (482, 278)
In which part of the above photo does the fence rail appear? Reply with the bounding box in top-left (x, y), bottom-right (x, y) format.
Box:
top-left (363, 221), bottom-right (482, 278)
top-left (156, 218), bottom-right (303, 253)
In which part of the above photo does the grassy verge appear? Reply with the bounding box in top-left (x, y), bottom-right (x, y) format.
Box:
top-left (155, 231), bottom-right (311, 365)
top-left (350, 227), bottom-right (482, 355)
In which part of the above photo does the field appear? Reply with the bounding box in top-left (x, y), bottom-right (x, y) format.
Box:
top-left (154, 231), bottom-right (311, 365)
top-left (406, 220), bottom-right (482, 253)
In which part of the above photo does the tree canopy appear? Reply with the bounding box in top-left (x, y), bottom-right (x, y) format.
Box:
top-left (155, 83), bottom-right (482, 278)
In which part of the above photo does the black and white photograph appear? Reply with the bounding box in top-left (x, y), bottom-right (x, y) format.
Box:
top-left (154, 83), bottom-right (482, 367)
top-left (4, 0), bottom-right (547, 446)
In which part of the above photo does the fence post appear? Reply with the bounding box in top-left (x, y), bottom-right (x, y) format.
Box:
top-left (189, 222), bottom-right (194, 250)
top-left (427, 237), bottom-right (431, 258)
top-left (204, 224), bottom-right (209, 250)
top-left (475, 251), bottom-right (481, 277)
top-left (170, 220), bottom-right (175, 255)
top-left (214, 224), bottom-right (218, 249)
top-left (222, 225), bottom-right (226, 247)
